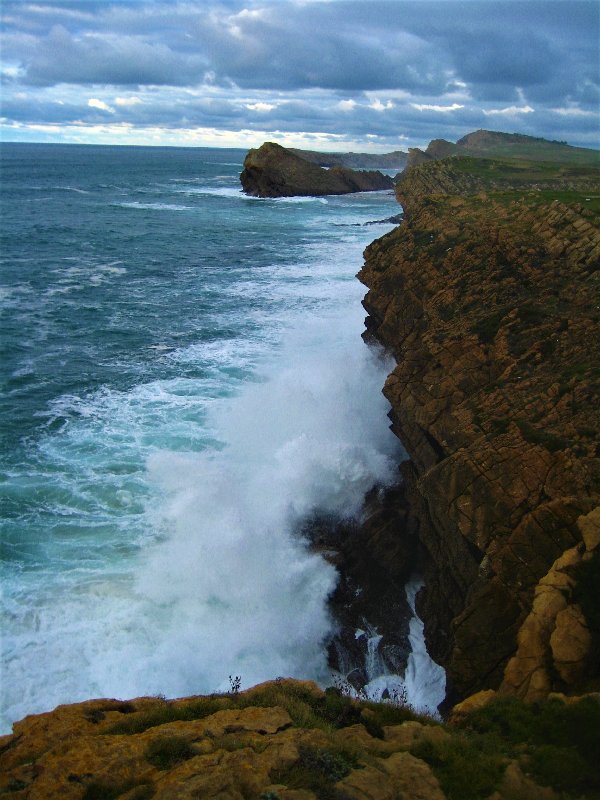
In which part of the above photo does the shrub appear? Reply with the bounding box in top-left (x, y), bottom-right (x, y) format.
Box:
top-left (411, 737), bottom-right (504, 800)
top-left (271, 744), bottom-right (360, 800)
top-left (145, 736), bottom-right (197, 770)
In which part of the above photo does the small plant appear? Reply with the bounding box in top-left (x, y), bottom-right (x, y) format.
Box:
top-left (411, 736), bottom-right (504, 800)
top-left (83, 781), bottom-right (153, 800)
top-left (228, 675), bottom-right (242, 694)
top-left (145, 736), bottom-right (197, 770)
top-left (271, 744), bottom-right (360, 800)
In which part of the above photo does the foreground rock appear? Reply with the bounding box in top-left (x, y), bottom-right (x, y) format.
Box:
top-left (240, 142), bottom-right (394, 197)
top-left (359, 152), bottom-right (600, 705)
top-left (2, 679), bottom-right (598, 798)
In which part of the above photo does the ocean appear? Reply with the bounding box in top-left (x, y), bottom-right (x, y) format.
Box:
top-left (0, 143), bottom-right (443, 733)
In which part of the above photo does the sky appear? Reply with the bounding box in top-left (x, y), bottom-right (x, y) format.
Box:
top-left (1, 0), bottom-right (599, 151)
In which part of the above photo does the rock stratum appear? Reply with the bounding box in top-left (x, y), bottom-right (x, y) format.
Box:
top-left (359, 148), bottom-right (600, 707)
top-left (2, 678), bottom-right (599, 799)
top-left (240, 142), bottom-right (394, 197)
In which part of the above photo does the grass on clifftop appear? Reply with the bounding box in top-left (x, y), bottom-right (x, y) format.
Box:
top-left (101, 679), bottom-right (600, 799)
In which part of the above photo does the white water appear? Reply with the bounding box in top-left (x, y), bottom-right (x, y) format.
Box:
top-left (357, 577), bottom-right (446, 716)
top-left (1, 277), bottom-right (403, 730)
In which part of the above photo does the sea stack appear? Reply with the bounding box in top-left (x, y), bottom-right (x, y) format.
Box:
top-left (240, 142), bottom-right (394, 197)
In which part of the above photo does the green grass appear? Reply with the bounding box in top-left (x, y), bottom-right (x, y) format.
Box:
top-left (270, 743), bottom-right (360, 800)
top-left (107, 697), bottom-right (230, 735)
top-left (145, 736), bottom-right (198, 770)
top-left (411, 735), bottom-right (504, 800)
top-left (460, 695), bottom-right (600, 795)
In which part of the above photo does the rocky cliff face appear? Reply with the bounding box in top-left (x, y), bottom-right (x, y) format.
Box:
top-left (240, 142), bottom-right (394, 197)
top-left (359, 156), bottom-right (600, 704)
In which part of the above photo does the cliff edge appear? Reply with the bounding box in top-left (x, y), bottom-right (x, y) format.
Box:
top-left (240, 142), bottom-right (394, 197)
top-left (359, 152), bottom-right (600, 705)
top-left (2, 679), bottom-right (598, 798)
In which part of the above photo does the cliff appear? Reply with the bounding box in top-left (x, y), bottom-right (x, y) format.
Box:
top-left (407, 130), bottom-right (600, 169)
top-left (240, 142), bottom-right (394, 197)
top-left (2, 678), bottom-right (598, 798)
top-left (359, 153), bottom-right (600, 705)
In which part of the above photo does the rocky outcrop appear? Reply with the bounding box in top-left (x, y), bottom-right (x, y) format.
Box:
top-left (289, 148), bottom-right (407, 171)
top-left (2, 679), bottom-right (597, 798)
top-left (240, 142), bottom-right (394, 197)
top-left (359, 155), bottom-right (600, 704)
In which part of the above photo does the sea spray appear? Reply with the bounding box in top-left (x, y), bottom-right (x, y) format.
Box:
top-left (135, 312), bottom-right (401, 696)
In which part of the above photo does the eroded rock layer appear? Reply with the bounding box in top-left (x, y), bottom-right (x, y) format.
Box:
top-left (359, 155), bottom-right (600, 704)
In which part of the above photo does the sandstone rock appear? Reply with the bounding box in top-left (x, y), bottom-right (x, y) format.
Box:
top-left (488, 761), bottom-right (557, 800)
top-left (448, 690), bottom-right (496, 723)
top-left (359, 152), bottom-right (600, 703)
top-left (240, 142), bottom-right (393, 197)
top-left (337, 751), bottom-right (446, 800)
top-left (577, 505), bottom-right (600, 551)
top-left (550, 604), bottom-right (592, 684)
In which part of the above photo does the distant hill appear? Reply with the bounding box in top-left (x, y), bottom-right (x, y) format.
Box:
top-left (407, 129), bottom-right (600, 168)
top-left (289, 148), bottom-right (407, 171)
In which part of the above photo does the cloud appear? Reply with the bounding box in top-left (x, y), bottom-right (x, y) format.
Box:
top-left (411, 102), bottom-right (464, 113)
top-left (88, 98), bottom-right (115, 113)
top-left (245, 102), bottom-right (276, 112)
top-left (0, 0), bottom-right (598, 149)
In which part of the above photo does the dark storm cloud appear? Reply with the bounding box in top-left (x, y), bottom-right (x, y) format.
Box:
top-left (1, 1), bottom-right (598, 148)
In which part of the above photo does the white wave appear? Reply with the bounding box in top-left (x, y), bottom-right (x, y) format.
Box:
top-left (51, 186), bottom-right (90, 194)
top-left (117, 201), bottom-right (195, 211)
top-left (174, 186), bottom-right (246, 198)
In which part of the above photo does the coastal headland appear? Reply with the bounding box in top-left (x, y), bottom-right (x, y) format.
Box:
top-left (2, 131), bottom-right (600, 798)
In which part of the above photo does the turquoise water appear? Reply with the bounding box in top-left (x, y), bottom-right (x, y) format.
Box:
top-left (0, 143), bottom-right (402, 731)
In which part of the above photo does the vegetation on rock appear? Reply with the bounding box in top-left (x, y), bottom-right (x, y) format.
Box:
top-left (2, 679), bottom-right (598, 798)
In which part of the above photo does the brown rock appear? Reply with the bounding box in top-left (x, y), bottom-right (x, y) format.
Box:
top-left (359, 151), bottom-right (600, 703)
top-left (550, 604), bottom-right (592, 684)
top-left (448, 690), bottom-right (496, 723)
top-left (337, 751), bottom-right (445, 800)
top-left (240, 142), bottom-right (393, 197)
